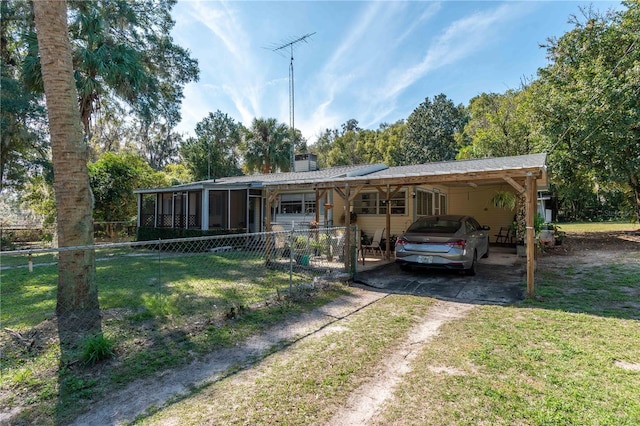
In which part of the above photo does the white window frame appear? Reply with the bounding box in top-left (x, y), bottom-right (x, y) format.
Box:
top-left (416, 189), bottom-right (447, 216)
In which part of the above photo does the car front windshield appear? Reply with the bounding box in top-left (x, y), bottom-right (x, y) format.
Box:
top-left (407, 219), bottom-right (461, 234)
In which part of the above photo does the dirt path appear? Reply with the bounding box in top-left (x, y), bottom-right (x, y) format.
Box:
top-left (327, 300), bottom-right (474, 426)
top-left (71, 288), bottom-right (387, 426)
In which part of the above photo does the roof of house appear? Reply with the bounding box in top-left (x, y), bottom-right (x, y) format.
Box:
top-left (134, 163), bottom-right (387, 193)
top-left (134, 153), bottom-right (547, 193)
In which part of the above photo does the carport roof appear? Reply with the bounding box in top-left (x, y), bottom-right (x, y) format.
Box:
top-left (268, 153), bottom-right (548, 189)
top-left (134, 153), bottom-right (548, 193)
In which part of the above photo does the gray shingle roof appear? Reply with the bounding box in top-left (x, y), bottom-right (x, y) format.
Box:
top-left (348, 153), bottom-right (547, 181)
top-left (134, 153), bottom-right (547, 193)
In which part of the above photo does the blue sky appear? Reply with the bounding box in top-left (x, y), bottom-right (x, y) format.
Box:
top-left (171, 1), bottom-right (620, 144)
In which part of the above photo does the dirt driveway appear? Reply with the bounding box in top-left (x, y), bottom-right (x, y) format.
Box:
top-left (354, 246), bottom-right (524, 304)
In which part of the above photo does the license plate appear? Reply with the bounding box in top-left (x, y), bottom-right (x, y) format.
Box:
top-left (417, 255), bottom-right (433, 264)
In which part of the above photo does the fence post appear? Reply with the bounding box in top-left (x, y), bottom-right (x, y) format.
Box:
top-left (350, 225), bottom-right (358, 278)
top-left (289, 224), bottom-right (294, 295)
top-left (157, 238), bottom-right (162, 296)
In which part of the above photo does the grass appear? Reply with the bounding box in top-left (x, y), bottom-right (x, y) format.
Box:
top-left (135, 230), bottom-right (639, 425)
top-left (378, 305), bottom-right (639, 425)
top-left (0, 247), bottom-right (349, 424)
top-left (137, 295), bottom-right (436, 425)
top-left (3, 224), bottom-right (639, 424)
top-left (558, 221), bottom-right (638, 233)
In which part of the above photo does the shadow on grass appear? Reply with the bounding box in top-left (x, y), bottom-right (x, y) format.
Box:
top-left (518, 261), bottom-right (640, 321)
top-left (0, 247), bottom-right (339, 425)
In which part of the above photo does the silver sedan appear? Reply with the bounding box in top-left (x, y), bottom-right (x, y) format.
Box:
top-left (395, 215), bottom-right (490, 275)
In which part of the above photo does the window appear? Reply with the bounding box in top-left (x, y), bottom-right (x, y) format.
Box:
top-left (158, 193), bottom-right (173, 227)
top-left (209, 190), bottom-right (228, 228)
top-left (440, 194), bottom-right (447, 215)
top-left (416, 190), bottom-right (447, 216)
top-left (280, 194), bottom-right (303, 214)
top-left (353, 191), bottom-right (406, 215)
top-left (305, 199), bottom-right (316, 214)
top-left (353, 192), bottom-right (377, 215)
top-left (188, 192), bottom-right (201, 228)
top-left (141, 194), bottom-right (156, 227)
top-left (416, 190), bottom-right (433, 216)
top-left (277, 193), bottom-right (316, 215)
top-left (379, 191), bottom-right (406, 215)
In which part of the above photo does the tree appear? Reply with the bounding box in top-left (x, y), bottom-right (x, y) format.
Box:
top-left (535, 2), bottom-right (640, 221)
top-left (0, 0), bottom-right (47, 193)
top-left (323, 120), bottom-right (364, 166)
top-left (181, 111), bottom-right (243, 180)
top-left (456, 89), bottom-right (543, 159)
top-left (33, 0), bottom-right (100, 342)
top-left (314, 120), bottom-right (406, 168)
top-left (363, 121), bottom-right (406, 166)
top-left (400, 94), bottom-right (468, 164)
top-left (136, 120), bottom-right (183, 170)
top-left (162, 163), bottom-right (193, 185)
top-left (88, 152), bottom-right (166, 222)
top-left (242, 117), bottom-right (291, 174)
top-left (23, 0), bottom-right (199, 142)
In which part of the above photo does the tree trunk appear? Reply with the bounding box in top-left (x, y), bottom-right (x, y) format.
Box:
top-left (33, 0), bottom-right (101, 345)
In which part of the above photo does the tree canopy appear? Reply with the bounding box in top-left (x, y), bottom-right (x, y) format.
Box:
top-left (88, 152), bottom-right (167, 222)
top-left (456, 89), bottom-right (542, 159)
top-left (242, 117), bottom-right (292, 174)
top-left (180, 110), bottom-right (243, 180)
top-left (0, 0), bottom-right (47, 193)
top-left (400, 94), bottom-right (468, 164)
top-left (535, 1), bottom-right (640, 220)
top-left (22, 0), bottom-right (199, 141)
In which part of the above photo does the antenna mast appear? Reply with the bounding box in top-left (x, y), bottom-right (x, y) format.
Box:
top-left (272, 32), bottom-right (315, 172)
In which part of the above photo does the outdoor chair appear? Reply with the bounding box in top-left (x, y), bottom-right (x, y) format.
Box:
top-left (494, 226), bottom-right (512, 245)
top-left (362, 228), bottom-right (384, 256)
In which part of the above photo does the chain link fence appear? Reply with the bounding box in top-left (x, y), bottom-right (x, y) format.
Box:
top-left (1, 226), bottom-right (360, 420)
top-left (1, 226), bottom-right (354, 340)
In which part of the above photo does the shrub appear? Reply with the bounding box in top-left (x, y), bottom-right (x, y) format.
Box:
top-left (81, 333), bottom-right (115, 366)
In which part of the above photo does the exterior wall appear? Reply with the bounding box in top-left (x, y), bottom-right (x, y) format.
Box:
top-left (330, 184), bottom-right (516, 241)
top-left (447, 185), bottom-right (516, 235)
top-left (330, 184), bottom-right (447, 240)
top-left (139, 183), bottom-right (519, 238)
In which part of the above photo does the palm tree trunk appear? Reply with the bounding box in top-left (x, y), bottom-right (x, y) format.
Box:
top-left (33, 0), bottom-right (101, 345)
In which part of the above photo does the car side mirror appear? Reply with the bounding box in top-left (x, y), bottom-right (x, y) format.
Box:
top-left (481, 225), bottom-right (491, 231)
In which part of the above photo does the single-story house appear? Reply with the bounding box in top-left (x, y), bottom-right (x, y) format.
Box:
top-left (134, 153), bottom-right (548, 296)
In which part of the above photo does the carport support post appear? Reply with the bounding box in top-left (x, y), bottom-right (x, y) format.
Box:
top-left (525, 173), bottom-right (536, 297)
top-left (385, 186), bottom-right (391, 260)
top-left (344, 184), bottom-right (351, 273)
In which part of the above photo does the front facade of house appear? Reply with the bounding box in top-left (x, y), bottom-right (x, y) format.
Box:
top-left (135, 153), bottom-right (548, 243)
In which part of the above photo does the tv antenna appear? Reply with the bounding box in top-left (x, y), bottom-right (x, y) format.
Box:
top-left (271, 32), bottom-right (316, 172)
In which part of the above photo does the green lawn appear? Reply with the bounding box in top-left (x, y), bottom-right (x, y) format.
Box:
top-left (138, 235), bottom-right (640, 425)
top-left (0, 248), bottom-right (348, 424)
top-left (2, 224), bottom-right (639, 425)
top-left (558, 221), bottom-right (638, 233)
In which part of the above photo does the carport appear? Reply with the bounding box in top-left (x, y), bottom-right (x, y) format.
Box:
top-left (265, 154), bottom-right (548, 298)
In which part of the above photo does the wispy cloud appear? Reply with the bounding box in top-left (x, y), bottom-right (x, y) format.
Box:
top-left (308, 1), bottom-right (406, 135)
top-left (394, 2), bottom-right (442, 47)
top-left (384, 3), bottom-right (528, 100)
top-left (182, 1), bottom-right (266, 125)
top-left (187, 0), bottom-right (248, 64)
